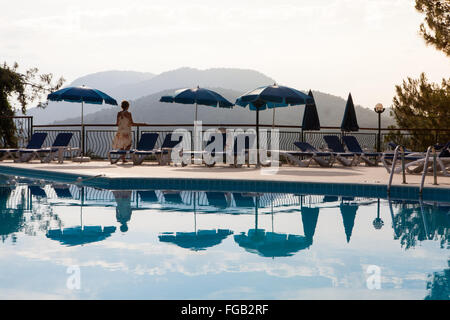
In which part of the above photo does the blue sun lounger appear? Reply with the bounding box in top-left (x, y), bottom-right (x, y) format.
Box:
top-left (0, 132), bottom-right (48, 162)
top-left (342, 136), bottom-right (380, 166)
top-left (109, 132), bottom-right (159, 164)
top-left (280, 142), bottom-right (335, 167)
top-left (131, 133), bottom-right (160, 165)
top-left (38, 132), bottom-right (79, 163)
top-left (323, 135), bottom-right (360, 166)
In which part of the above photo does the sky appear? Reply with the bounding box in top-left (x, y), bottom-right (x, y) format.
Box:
top-left (1, 0), bottom-right (449, 109)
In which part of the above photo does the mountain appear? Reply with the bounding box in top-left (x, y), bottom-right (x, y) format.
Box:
top-left (110, 67), bottom-right (276, 101)
top-left (25, 67), bottom-right (274, 125)
top-left (70, 70), bottom-right (155, 98)
top-left (56, 88), bottom-right (395, 128)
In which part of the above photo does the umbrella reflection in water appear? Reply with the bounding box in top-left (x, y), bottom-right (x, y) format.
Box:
top-left (159, 191), bottom-right (233, 251)
top-left (234, 193), bottom-right (312, 258)
top-left (46, 186), bottom-right (116, 246)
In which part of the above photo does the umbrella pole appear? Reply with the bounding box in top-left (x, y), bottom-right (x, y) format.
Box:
top-left (195, 103), bottom-right (198, 122)
top-left (254, 195), bottom-right (259, 230)
top-left (81, 101), bottom-right (84, 157)
top-left (256, 107), bottom-right (260, 166)
top-left (272, 108), bottom-right (275, 129)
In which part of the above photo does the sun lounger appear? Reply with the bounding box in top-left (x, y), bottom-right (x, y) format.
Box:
top-left (183, 133), bottom-right (228, 167)
top-left (342, 136), bottom-right (380, 166)
top-left (38, 133), bottom-right (79, 163)
top-left (154, 133), bottom-right (183, 165)
top-left (0, 132), bottom-right (48, 162)
top-left (323, 135), bottom-right (359, 166)
top-left (138, 190), bottom-right (159, 203)
top-left (381, 143), bottom-right (428, 173)
top-left (161, 191), bottom-right (183, 204)
top-left (29, 185), bottom-right (47, 198)
top-left (385, 142), bottom-right (450, 176)
top-left (233, 193), bottom-right (255, 207)
top-left (109, 133), bottom-right (159, 164)
top-left (53, 184), bottom-right (73, 199)
top-left (205, 192), bottom-right (231, 208)
top-left (280, 142), bottom-right (335, 167)
top-left (130, 133), bottom-right (159, 165)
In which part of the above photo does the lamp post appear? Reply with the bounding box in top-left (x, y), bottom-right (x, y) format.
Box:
top-left (374, 103), bottom-right (385, 152)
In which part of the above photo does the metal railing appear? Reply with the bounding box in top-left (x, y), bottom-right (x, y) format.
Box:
top-left (0, 116), bottom-right (33, 148)
top-left (3, 118), bottom-right (447, 160)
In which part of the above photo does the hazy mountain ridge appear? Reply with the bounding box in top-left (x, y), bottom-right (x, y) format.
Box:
top-left (23, 70), bottom-right (156, 124)
top-left (56, 87), bottom-right (395, 128)
top-left (109, 67), bottom-right (277, 101)
top-left (26, 67), bottom-right (394, 128)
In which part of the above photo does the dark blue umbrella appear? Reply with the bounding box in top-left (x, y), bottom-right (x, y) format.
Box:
top-left (302, 90), bottom-right (321, 131)
top-left (341, 93), bottom-right (359, 132)
top-left (160, 86), bottom-right (233, 122)
top-left (46, 226), bottom-right (116, 246)
top-left (235, 84), bottom-right (313, 165)
top-left (159, 229), bottom-right (233, 251)
top-left (47, 86), bottom-right (118, 157)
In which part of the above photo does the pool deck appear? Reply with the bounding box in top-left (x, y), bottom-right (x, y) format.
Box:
top-left (0, 160), bottom-right (449, 189)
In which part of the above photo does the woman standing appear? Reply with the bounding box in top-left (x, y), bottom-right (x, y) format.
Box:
top-left (112, 100), bottom-right (142, 163)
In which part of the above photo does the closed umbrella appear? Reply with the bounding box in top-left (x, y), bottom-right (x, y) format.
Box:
top-left (235, 84), bottom-right (312, 165)
top-left (47, 85), bottom-right (118, 160)
top-left (160, 86), bottom-right (233, 122)
top-left (302, 90), bottom-right (321, 131)
top-left (341, 93), bottom-right (359, 132)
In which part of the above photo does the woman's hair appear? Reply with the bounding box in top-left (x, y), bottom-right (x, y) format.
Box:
top-left (121, 100), bottom-right (130, 110)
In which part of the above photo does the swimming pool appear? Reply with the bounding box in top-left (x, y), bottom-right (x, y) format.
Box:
top-left (0, 173), bottom-right (448, 300)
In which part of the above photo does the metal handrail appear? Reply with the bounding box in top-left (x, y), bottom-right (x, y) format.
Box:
top-left (419, 146), bottom-right (438, 194)
top-left (31, 122), bottom-right (450, 131)
top-left (387, 145), bottom-right (402, 194)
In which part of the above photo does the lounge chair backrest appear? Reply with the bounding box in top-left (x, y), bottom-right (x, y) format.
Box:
top-left (439, 142), bottom-right (450, 158)
top-left (161, 133), bottom-right (183, 149)
top-left (234, 134), bottom-right (255, 153)
top-left (233, 193), bottom-right (255, 207)
top-left (323, 135), bottom-right (346, 153)
top-left (54, 186), bottom-right (72, 198)
top-left (205, 133), bottom-right (227, 149)
top-left (342, 136), bottom-right (363, 153)
top-left (294, 142), bottom-right (317, 152)
top-left (138, 190), bottom-right (158, 202)
top-left (52, 133), bottom-right (73, 147)
top-left (26, 132), bottom-right (47, 149)
top-left (206, 192), bottom-right (228, 208)
top-left (163, 192), bottom-right (182, 203)
top-left (137, 133), bottom-right (159, 151)
top-left (29, 185), bottom-right (46, 197)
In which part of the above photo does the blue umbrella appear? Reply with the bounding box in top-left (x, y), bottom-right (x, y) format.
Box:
top-left (47, 86), bottom-right (118, 157)
top-left (160, 86), bottom-right (233, 122)
top-left (235, 84), bottom-right (313, 165)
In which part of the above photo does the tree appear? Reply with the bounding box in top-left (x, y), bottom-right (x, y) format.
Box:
top-left (0, 62), bottom-right (64, 147)
top-left (415, 0), bottom-right (450, 56)
top-left (388, 73), bottom-right (450, 150)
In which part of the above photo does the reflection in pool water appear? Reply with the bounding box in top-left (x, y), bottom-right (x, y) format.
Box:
top-left (0, 174), bottom-right (448, 299)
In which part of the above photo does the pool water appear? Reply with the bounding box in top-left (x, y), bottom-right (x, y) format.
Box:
top-left (0, 174), bottom-right (448, 300)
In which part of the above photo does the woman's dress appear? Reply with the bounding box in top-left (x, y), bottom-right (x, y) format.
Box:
top-left (112, 113), bottom-right (132, 150)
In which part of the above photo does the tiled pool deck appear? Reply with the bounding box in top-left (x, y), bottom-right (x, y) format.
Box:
top-left (0, 160), bottom-right (449, 201)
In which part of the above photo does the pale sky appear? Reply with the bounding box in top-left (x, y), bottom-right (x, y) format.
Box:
top-left (1, 0), bottom-right (449, 109)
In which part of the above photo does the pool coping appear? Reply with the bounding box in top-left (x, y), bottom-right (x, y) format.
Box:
top-left (1, 164), bottom-right (449, 203)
